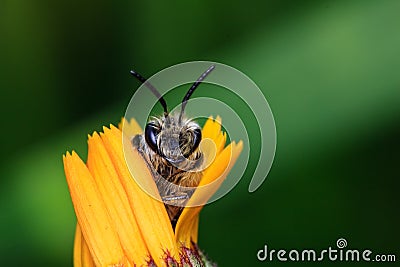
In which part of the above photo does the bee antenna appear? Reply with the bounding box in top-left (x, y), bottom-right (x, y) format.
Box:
top-left (130, 70), bottom-right (169, 115)
top-left (179, 65), bottom-right (215, 122)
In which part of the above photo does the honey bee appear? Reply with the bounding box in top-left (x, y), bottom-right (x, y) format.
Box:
top-left (130, 65), bottom-right (215, 229)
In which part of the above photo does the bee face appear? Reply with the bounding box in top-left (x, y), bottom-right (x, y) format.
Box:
top-left (144, 113), bottom-right (202, 167)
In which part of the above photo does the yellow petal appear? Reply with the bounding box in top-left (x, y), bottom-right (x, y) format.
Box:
top-left (73, 223), bottom-right (96, 267)
top-left (100, 125), bottom-right (179, 265)
top-left (81, 233), bottom-right (96, 267)
top-left (63, 152), bottom-right (128, 267)
top-left (118, 117), bottom-right (142, 136)
top-left (175, 141), bottom-right (243, 246)
top-left (200, 116), bottom-right (227, 170)
top-left (73, 224), bottom-right (83, 267)
top-left (190, 216), bottom-right (199, 244)
top-left (202, 116), bottom-right (220, 142)
top-left (86, 132), bottom-right (149, 266)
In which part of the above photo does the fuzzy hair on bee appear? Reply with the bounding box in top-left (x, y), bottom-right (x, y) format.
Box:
top-left (130, 65), bottom-right (215, 229)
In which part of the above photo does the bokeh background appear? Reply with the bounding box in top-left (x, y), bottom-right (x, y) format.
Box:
top-left (1, 1), bottom-right (399, 266)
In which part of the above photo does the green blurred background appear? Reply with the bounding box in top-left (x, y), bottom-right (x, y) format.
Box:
top-left (1, 1), bottom-right (399, 266)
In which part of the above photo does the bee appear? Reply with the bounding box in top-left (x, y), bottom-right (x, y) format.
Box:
top-left (130, 65), bottom-right (215, 229)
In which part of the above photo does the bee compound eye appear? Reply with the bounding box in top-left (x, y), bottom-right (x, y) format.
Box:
top-left (180, 128), bottom-right (202, 158)
top-left (144, 123), bottom-right (160, 153)
top-left (192, 128), bottom-right (202, 152)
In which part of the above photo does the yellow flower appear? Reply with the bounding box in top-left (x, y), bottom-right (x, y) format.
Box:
top-left (63, 116), bottom-right (242, 266)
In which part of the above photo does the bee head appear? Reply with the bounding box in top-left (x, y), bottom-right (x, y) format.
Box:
top-left (145, 114), bottom-right (202, 164)
top-left (130, 65), bottom-right (215, 166)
